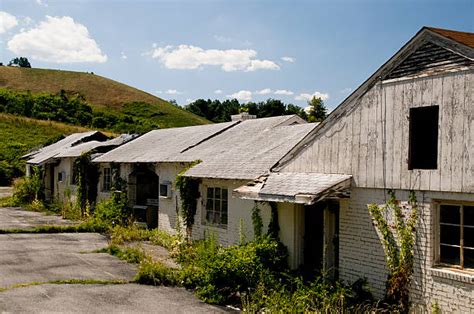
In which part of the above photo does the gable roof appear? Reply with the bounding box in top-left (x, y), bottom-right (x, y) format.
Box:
top-left (26, 131), bottom-right (103, 165)
top-left (183, 117), bottom-right (317, 180)
top-left (93, 122), bottom-right (237, 163)
top-left (427, 27), bottom-right (474, 49)
top-left (56, 134), bottom-right (136, 158)
top-left (273, 27), bottom-right (474, 171)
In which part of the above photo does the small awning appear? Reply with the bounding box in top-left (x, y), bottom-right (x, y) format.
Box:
top-left (233, 172), bottom-right (352, 205)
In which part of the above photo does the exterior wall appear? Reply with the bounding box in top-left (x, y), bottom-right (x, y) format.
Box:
top-left (53, 157), bottom-right (77, 203)
top-left (341, 187), bottom-right (474, 310)
top-left (192, 178), bottom-right (272, 246)
top-left (282, 68), bottom-right (474, 194)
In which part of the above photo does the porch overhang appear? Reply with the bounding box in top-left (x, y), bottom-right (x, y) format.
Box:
top-left (233, 172), bottom-right (352, 205)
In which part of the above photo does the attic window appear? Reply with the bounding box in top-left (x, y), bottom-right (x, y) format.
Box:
top-left (408, 106), bottom-right (439, 170)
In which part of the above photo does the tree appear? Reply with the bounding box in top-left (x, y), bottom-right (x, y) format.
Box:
top-left (8, 57), bottom-right (31, 68)
top-left (306, 96), bottom-right (327, 122)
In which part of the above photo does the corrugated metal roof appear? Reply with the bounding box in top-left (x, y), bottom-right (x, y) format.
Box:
top-left (427, 27), bottom-right (474, 49)
top-left (56, 134), bottom-right (135, 158)
top-left (182, 116), bottom-right (317, 179)
top-left (93, 122), bottom-right (237, 163)
top-left (233, 172), bottom-right (352, 204)
top-left (27, 131), bottom-right (100, 165)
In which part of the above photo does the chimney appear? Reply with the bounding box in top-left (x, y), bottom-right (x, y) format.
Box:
top-left (231, 112), bottom-right (257, 121)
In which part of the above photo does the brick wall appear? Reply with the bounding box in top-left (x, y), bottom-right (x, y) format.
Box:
top-left (340, 187), bottom-right (474, 311)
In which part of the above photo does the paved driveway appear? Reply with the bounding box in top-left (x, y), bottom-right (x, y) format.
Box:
top-left (0, 207), bottom-right (227, 313)
top-left (0, 206), bottom-right (78, 230)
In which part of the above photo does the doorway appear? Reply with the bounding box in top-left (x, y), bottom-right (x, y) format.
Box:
top-left (128, 164), bottom-right (159, 228)
top-left (303, 201), bottom-right (339, 280)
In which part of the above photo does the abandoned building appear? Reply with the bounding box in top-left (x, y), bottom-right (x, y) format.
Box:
top-left (23, 26), bottom-right (473, 311)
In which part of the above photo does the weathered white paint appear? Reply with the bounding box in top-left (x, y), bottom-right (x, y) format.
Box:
top-left (282, 69), bottom-right (474, 194)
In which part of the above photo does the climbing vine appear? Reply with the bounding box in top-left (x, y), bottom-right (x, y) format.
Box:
top-left (251, 202), bottom-right (263, 239)
top-left (74, 152), bottom-right (99, 216)
top-left (267, 202), bottom-right (280, 240)
top-left (368, 190), bottom-right (418, 312)
top-left (175, 160), bottom-right (202, 241)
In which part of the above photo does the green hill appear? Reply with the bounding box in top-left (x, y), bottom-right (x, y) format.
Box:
top-left (0, 113), bottom-right (101, 185)
top-left (0, 66), bottom-right (209, 128)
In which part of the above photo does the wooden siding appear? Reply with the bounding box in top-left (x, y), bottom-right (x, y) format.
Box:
top-left (282, 69), bottom-right (474, 193)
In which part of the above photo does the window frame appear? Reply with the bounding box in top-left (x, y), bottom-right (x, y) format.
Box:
top-left (203, 186), bottom-right (228, 228)
top-left (434, 201), bottom-right (474, 271)
top-left (159, 182), bottom-right (171, 198)
top-left (102, 167), bottom-right (112, 192)
top-left (408, 105), bottom-right (439, 170)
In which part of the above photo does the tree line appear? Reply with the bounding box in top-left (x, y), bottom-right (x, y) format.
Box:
top-left (184, 97), bottom-right (328, 123)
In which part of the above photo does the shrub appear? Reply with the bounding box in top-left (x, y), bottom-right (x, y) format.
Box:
top-left (11, 170), bottom-right (42, 206)
top-left (178, 235), bottom-right (288, 304)
top-left (89, 191), bottom-right (129, 229)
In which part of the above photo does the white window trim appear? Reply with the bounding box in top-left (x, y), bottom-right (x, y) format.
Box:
top-left (433, 200), bottom-right (474, 273)
top-left (202, 186), bottom-right (228, 229)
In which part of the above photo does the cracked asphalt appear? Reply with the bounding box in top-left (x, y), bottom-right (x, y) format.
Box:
top-left (0, 207), bottom-right (228, 313)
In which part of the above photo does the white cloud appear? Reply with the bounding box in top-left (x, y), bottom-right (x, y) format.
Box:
top-left (295, 91), bottom-right (329, 101)
top-left (36, 0), bottom-right (48, 6)
top-left (120, 52), bottom-right (127, 60)
top-left (227, 90), bottom-right (252, 102)
top-left (23, 17), bottom-right (33, 26)
top-left (165, 89), bottom-right (182, 95)
top-left (256, 88), bottom-right (272, 95)
top-left (340, 87), bottom-right (352, 94)
top-left (274, 89), bottom-right (294, 96)
top-left (0, 11), bottom-right (18, 34)
top-left (149, 44), bottom-right (279, 72)
top-left (214, 89), bottom-right (223, 94)
top-left (186, 98), bottom-right (195, 103)
top-left (281, 56), bottom-right (295, 63)
top-left (8, 16), bottom-right (107, 63)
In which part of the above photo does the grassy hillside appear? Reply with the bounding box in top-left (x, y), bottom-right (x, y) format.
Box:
top-left (0, 66), bottom-right (209, 128)
top-left (0, 113), bottom-right (100, 184)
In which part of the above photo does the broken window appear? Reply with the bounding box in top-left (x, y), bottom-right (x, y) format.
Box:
top-left (408, 106), bottom-right (439, 170)
top-left (103, 167), bottom-right (111, 192)
top-left (205, 187), bottom-right (228, 226)
top-left (438, 203), bottom-right (474, 269)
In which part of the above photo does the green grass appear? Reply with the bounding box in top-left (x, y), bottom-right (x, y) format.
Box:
top-left (0, 279), bottom-right (130, 293)
top-left (0, 66), bottom-right (210, 128)
top-left (0, 222), bottom-right (106, 234)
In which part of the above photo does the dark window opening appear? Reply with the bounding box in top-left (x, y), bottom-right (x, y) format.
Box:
top-left (408, 106), bottom-right (439, 170)
top-left (159, 183), bottom-right (170, 198)
top-left (439, 204), bottom-right (474, 269)
top-left (103, 167), bottom-right (111, 192)
top-left (57, 172), bottom-right (63, 182)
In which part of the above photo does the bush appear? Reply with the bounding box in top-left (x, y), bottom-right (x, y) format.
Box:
top-left (178, 235), bottom-right (288, 304)
top-left (89, 192), bottom-right (129, 229)
top-left (98, 245), bottom-right (147, 264)
top-left (11, 171), bottom-right (42, 206)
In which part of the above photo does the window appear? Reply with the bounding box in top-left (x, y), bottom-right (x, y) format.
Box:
top-left (159, 182), bottom-right (171, 198)
top-left (438, 203), bottom-right (474, 269)
top-left (205, 187), bottom-right (228, 226)
top-left (103, 167), bottom-right (111, 192)
top-left (57, 171), bottom-right (63, 182)
top-left (408, 106), bottom-right (439, 170)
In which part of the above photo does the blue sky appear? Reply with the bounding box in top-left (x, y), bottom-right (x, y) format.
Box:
top-left (0, 0), bottom-right (472, 110)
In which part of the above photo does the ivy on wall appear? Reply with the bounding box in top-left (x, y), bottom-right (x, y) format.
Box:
top-left (368, 190), bottom-right (418, 312)
top-left (74, 152), bottom-right (99, 215)
top-left (175, 160), bottom-right (202, 241)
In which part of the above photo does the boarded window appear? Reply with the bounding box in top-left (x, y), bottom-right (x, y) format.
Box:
top-left (408, 106), bottom-right (439, 169)
top-left (439, 204), bottom-right (474, 269)
top-left (103, 167), bottom-right (111, 191)
top-left (205, 187), bottom-right (228, 226)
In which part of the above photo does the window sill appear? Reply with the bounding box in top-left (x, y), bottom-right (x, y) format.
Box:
top-left (430, 267), bottom-right (474, 284)
top-left (201, 222), bottom-right (228, 230)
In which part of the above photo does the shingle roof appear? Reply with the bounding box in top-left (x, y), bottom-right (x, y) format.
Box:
top-left (233, 172), bottom-right (352, 204)
top-left (56, 134), bottom-right (136, 158)
top-left (182, 116), bottom-right (317, 180)
top-left (27, 131), bottom-right (100, 165)
top-left (93, 122), bottom-right (237, 163)
top-left (427, 27), bottom-right (474, 49)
